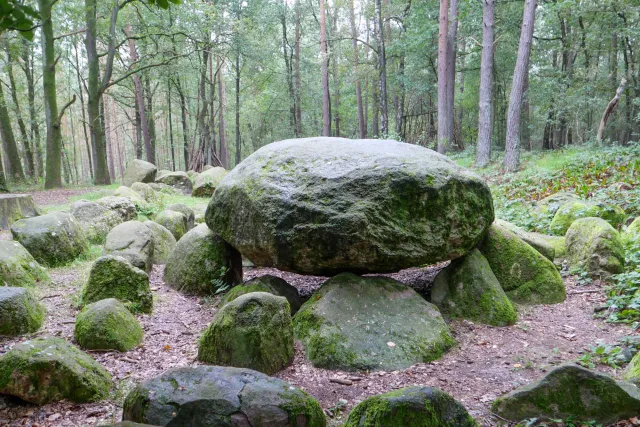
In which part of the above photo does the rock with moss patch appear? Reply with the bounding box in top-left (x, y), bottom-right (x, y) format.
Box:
top-left (71, 199), bottom-right (124, 244)
top-left (192, 167), bottom-right (228, 198)
top-left (536, 234), bottom-right (567, 264)
top-left (198, 292), bottom-right (293, 374)
top-left (0, 337), bottom-right (111, 404)
top-left (166, 204), bottom-right (195, 230)
top-left (130, 182), bottom-right (162, 206)
top-left (206, 138), bottom-right (494, 275)
top-left (99, 423), bottom-right (157, 427)
top-left (431, 249), bottom-right (517, 326)
top-left (114, 186), bottom-right (150, 211)
top-left (495, 219), bottom-right (555, 261)
top-left (75, 298), bottom-right (143, 351)
top-left (10, 212), bottom-right (89, 267)
top-left (164, 224), bottom-right (242, 295)
top-left (0, 287), bottom-right (45, 336)
top-left (148, 183), bottom-right (182, 196)
top-left (0, 240), bottom-right (49, 287)
top-left (477, 224), bottom-right (565, 305)
top-left (122, 159), bottom-right (157, 187)
top-left (549, 200), bottom-right (625, 236)
top-left (96, 196), bottom-right (137, 222)
top-left (344, 386), bottom-right (475, 427)
top-left (293, 273), bottom-right (454, 371)
top-left (186, 170), bottom-right (199, 180)
top-left (154, 171), bottom-right (192, 195)
top-left (122, 365), bottom-right (325, 426)
top-left (534, 192), bottom-right (581, 216)
top-left (566, 217), bottom-right (624, 277)
top-left (104, 221), bottom-right (154, 272)
top-left (492, 364), bottom-right (640, 424)
top-left (142, 221), bottom-right (176, 265)
top-left (221, 275), bottom-right (302, 315)
top-left (153, 210), bottom-right (187, 240)
top-left (625, 351), bottom-right (640, 386)
top-left (0, 194), bottom-right (42, 229)
top-left (82, 255), bottom-right (152, 314)
top-left (626, 217), bottom-right (640, 237)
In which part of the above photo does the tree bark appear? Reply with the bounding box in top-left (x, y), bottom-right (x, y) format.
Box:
top-left (281, 6), bottom-right (297, 135)
top-left (504, 0), bottom-right (537, 172)
top-left (437, 0), bottom-right (457, 154)
top-left (375, 0), bottom-right (388, 135)
top-left (349, 0), bottom-right (365, 138)
top-left (6, 52), bottom-right (34, 178)
top-left (235, 49), bottom-right (241, 165)
top-left (174, 79), bottom-right (189, 170)
top-left (597, 78), bottom-right (627, 142)
top-left (476, 0), bottom-right (494, 168)
top-left (218, 59), bottom-right (229, 169)
top-left (320, 0), bottom-right (330, 136)
top-left (294, 0), bottom-right (302, 137)
top-left (22, 40), bottom-right (43, 179)
top-left (73, 42), bottom-right (93, 180)
top-left (331, 5), bottom-right (341, 137)
top-left (144, 76), bottom-right (157, 164)
top-left (167, 79), bottom-right (176, 171)
top-left (0, 83), bottom-right (24, 181)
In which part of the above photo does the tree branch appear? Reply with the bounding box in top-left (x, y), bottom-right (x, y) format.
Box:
top-left (105, 52), bottom-right (194, 90)
top-left (56, 95), bottom-right (76, 125)
top-left (54, 28), bottom-right (86, 40)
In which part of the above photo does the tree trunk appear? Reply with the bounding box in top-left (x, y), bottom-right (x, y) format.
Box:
top-left (521, 68), bottom-right (531, 150)
top-left (6, 52), bottom-right (34, 178)
top-left (282, 7), bottom-right (297, 135)
top-left (0, 83), bottom-right (24, 181)
top-left (22, 40), bottom-right (43, 179)
top-left (375, 0), bottom-right (388, 135)
top-left (320, 0), bottom-right (330, 136)
top-left (73, 42), bottom-right (93, 180)
top-left (504, 0), bottom-right (537, 172)
top-left (597, 78), bottom-right (627, 142)
top-left (134, 102), bottom-right (142, 159)
top-left (437, 0), bottom-right (456, 153)
top-left (294, 0), bottom-right (302, 137)
top-left (476, 0), bottom-right (494, 168)
top-left (175, 79), bottom-right (189, 170)
top-left (0, 149), bottom-right (7, 192)
top-left (144, 76), bottom-right (157, 164)
top-left (218, 59), bottom-right (229, 169)
top-left (349, 0), bottom-right (365, 138)
top-left (167, 79), bottom-right (176, 171)
top-left (331, 5), bottom-right (341, 137)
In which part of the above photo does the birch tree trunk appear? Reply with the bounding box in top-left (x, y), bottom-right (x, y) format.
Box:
top-left (504, 0), bottom-right (537, 172)
top-left (475, 0), bottom-right (494, 167)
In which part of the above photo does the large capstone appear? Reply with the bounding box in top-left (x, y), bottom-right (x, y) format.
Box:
top-left (0, 337), bottom-right (111, 404)
top-left (0, 240), bottom-right (49, 287)
top-left (0, 287), bottom-right (45, 336)
top-left (492, 364), bottom-right (640, 424)
top-left (198, 292), bottom-right (294, 375)
top-left (10, 211), bottom-right (89, 267)
top-left (164, 224), bottom-right (242, 295)
top-left (0, 194), bottom-right (41, 229)
top-left (71, 199), bottom-right (124, 244)
top-left (192, 166), bottom-right (228, 198)
top-left (104, 221), bottom-right (154, 272)
top-left (344, 386), bottom-right (476, 427)
top-left (81, 255), bottom-right (152, 314)
top-left (122, 366), bottom-right (326, 426)
top-left (293, 273), bottom-right (454, 371)
top-left (122, 159), bottom-right (157, 187)
top-left (221, 275), bottom-right (302, 315)
top-left (206, 138), bottom-right (494, 275)
top-left (75, 298), bottom-right (143, 351)
top-left (566, 217), bottom-right (625, 278)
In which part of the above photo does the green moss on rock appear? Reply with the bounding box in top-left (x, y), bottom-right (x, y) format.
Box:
top-left (534, 192), bottom-right (581, 216)
top-left (166, 203), bottom-right (195, 230)
top-left (71, 199), bottom-right (124, 244)
top-left (153, 209), bottom-right (187, 240)
top-left (495, 219), bottom-right (555, 261)
top-left (221, 275), bottom-right (302, 314)
top-left (122, 159), bottom-right (157, 187)
top-left (293, 273), bottom-right (455, 371)
top-left (491, 364), bottom-right (640, 424)
top-left (431, 249), bottom-right (517, 326)
top-left (625, 351), bottom-right (640, 386)
top-left (478, 224), bottom-right (566, 305)
top-left (130, 182), bottom-right (162, 206)
top-left (192, 167), bottom-right (228, 198)
top-left (142, 221), bottom-right (176, 265)
top-left (113, 186), bottom-right (151, 211)
top-left (198, 292), bottom-right (294, 375)
top-left (123, 365), bottom-right (325, 426)
top-left (565, 217), bottom-right (625, 277)
top-left (0, 240), bottom-right (49, 287)
top-left (104, 221), bottom-right (154, 272)
top-left (75, 298), bottom-right (143, 351)
top-left (550, 200), bottom-right (625, 236)
top-left (81, 255), bottom-right (152, 314)
top-left (163, 224), bottom-right (242, 295)
top-left (10, 211), bottom-right (89, 267)
top-left (0, 287), bottom-right (45, 336)
top-left (0, 337), bottom-right (111, 404)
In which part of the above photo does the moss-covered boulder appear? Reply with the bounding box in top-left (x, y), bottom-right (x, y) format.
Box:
top-left (142, 221), bottom-right (176, 265)
top-left (82, 255), bottom-right (152, 314)
top-left (123, 365), bottom-right (325, 426)
top-left (96, 196), bottom-right (137, 222)
top-left (566, 217), bottom-right (624, 277)
top-left (477, 224), bottom-right (565, 305)
top-left (75, 298), bottom-right (143, 351)
top-left (431, 249), bottom-right (517, 326)
top-left (10, 211), bottom-right (89, 267)
top-left (534, 192), bottom-right (581, 216)
top-left (221, 275), bottom-right (302, 315)
top-left (99, 423), bottom-right (157, 427)
top-left (164, 224), bottom-right (242, 295)
top-left (114, 186), bottom-right (150, 211)
top-left (293, 273), bottom-right (454, 371)
top-left (0, 287), bottom-right (45, 336)
top-left (625, 351), bottom-right (640, 386)
top-left (0, 337), bottom-right (111, 404)
top-left (198, 292), bottom-right (294, 374)
top-left (0, 194), bottom-right (41, 229)
top-left (154, 171), bottom-right (192, 195)
top-left (153, 210), bottom-right (187, 240)
top-left (0, 240), bottom-right (49, 287)
top-left (206, 137), bottom-right (494, 275)
top-left (491, 364), bottom-right (640, 424)
top-left (537, 234), bottom-right (567, 263)
top-left (104, 221), bottom-right (154, 272)
top-left (549, 200), bottom-right (626, 236)
top-left (122, 159), bottom-right (157, 187)
top-left (148, 183), bottom-right (182, 196)
top-left (344, 386), bottom-right (475, 427)
top-left (192, 166), bottom-right (228, 198)
top-left (130, 182), bottom-right (161, 205)
top-left (71, 199), bottom-right (124, 244)
top-left (495, 219), bottom-right (555, 261)
top-left (166, 203), bottom-right (194, 230)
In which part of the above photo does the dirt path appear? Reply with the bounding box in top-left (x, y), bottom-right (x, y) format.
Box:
top-left (27, 188), bottom-right (94, 208)
top-left (0, 264), bottom-right (633, 426)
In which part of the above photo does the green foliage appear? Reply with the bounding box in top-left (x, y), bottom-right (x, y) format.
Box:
top-left (0, 1), bottom-right (38, 40)
top-left (577, 336), bottom-right (640, 369)
top-left (515, 418), bottom-right (603, 427)
top-left (147, 0), bottom-right (181, 9)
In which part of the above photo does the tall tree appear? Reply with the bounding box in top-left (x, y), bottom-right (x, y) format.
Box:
top-left (294, 0), bottom-right (302, 137)
top-left (437, 0), bottom-right (458, 153)
top-left (375, 0), bottom-right (388, 135)
top-left (320, 0), bottom-right (330, 136)
top-left (504, 0), bottom-right (537, 172)
top-left (21, 39), bottom-right (43, 178)
top-left (349, 0), bottom-right (365, 138)
top-left (6, 48), bottom-right (34, 177)
top-left (0, 81), bottom-right (24, 181)
top-left (218, 58), bottom-right (229, 168)
top-left (476, 0), bottom-right (494, 167)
